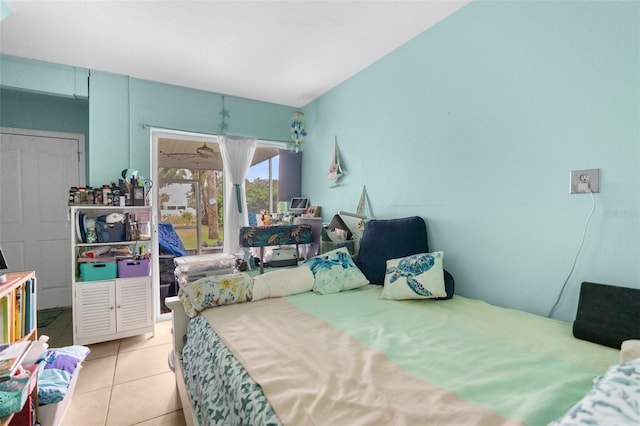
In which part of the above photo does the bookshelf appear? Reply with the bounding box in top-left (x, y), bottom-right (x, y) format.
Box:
top-left (0, 271), bottom-right (38, 426)
top-left (0, 271), bottom-right (37, 345)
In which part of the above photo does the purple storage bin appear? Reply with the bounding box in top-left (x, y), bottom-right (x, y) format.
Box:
top-left (117, 258), bottom-right (150, 278)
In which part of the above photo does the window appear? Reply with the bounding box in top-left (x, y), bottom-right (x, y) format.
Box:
top-left (157, 137), bottom-right (283, 255)
top-left (246, 149), bottom-right (279, 214)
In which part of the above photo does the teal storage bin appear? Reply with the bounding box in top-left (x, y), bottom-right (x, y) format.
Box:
top-left (0, 367), bottom-right (32, 417)
top-left (79, 262), bottom-right (117, 281)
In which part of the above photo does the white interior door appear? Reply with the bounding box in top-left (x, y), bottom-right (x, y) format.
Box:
top-left (0, 127), bottom-right (85, 310)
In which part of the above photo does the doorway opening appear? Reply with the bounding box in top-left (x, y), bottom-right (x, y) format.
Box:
top-left (151, 129), bottom-right (286, 318)
top-left (156, 135), bottom-right (282, 255)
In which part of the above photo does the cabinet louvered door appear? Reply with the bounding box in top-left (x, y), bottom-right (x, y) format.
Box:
top-left (116, 277), bottom-right (153, 332)
top-left (75, 280), bottom-right (116, 341)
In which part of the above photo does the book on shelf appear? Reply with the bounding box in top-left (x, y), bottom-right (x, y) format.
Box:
top-left (1, 278), bottom-right (36, 344)
top-left (24, 279), bottom-right (35, 335)
top-left (13, 284), bottom-right (21, 341)
top-left (0, 295), bottom-right (9, 344)
top-left (9, 290), bottom-right (16, 342)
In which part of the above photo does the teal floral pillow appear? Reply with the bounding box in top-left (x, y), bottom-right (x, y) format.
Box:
top-left (380, 251), bottom-right (447, 300)
top-left (303, 247), bottom-right (369, 295)
top-left (549, 358), bottom-right (640, 425)
top-left (178, 273), bottom-right (253, 317)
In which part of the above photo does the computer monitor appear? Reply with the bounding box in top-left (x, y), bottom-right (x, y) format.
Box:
top-left (289, 197), bottom-right (309, 215)
top-left (0, 247), bottom-right (7, 283)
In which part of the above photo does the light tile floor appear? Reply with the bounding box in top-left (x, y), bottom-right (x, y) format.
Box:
top-left (38, 308), bottom-right (186, 426)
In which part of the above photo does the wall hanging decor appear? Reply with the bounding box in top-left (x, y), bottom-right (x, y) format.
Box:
top-left (219, 95), bottom-right (230, 135)
top-left (290, 111), bottom-right (306, 152)
top-left (327, 135), bottom-right (344, 187)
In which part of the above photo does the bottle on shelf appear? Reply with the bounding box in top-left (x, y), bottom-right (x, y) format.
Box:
top-left (94, 188), bottom-right (103, 204)
top-left (102, 185), bottom-right (111, 205)
top-left (86, 226), bottom-right (97, 244)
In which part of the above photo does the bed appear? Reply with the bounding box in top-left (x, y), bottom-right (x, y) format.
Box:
top-left (167, 216), bottom-right (636, 426)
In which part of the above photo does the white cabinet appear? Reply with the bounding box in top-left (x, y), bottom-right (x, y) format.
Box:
top-left (74, 280), bottom-right (116, 340)
top-left (116, 277), bottom-right (153, 333)
top-left (70, 206), bottom-right (155, 345)
top-left (74, 278), bottom-right (153, 345)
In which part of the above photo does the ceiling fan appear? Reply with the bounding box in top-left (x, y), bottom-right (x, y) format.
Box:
top-left (160, 142), bottom-right (216, 162)
top-left (195, 142), bottom-right (215, 158)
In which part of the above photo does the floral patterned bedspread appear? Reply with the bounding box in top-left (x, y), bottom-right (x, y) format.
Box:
top-left (181, 315), bottom-right (281, 426)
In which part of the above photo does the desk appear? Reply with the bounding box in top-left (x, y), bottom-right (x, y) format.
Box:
top-left (239, 224), bottom-right (312, 274)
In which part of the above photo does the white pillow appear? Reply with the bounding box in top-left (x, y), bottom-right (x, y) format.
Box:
top-left (252, 265), bottom-right (314, 300)
top-left (380, 251), bottom-right (447, 300)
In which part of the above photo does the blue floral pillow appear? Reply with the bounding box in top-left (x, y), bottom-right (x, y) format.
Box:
top-left (549, 358), bottom-right (640, 425)
top-left (380, 251), bottom-right (447, 300)
top-left (303, 247), bottom-right (369, 295)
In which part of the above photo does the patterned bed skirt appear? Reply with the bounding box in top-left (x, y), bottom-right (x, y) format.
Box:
top-left (182, 315), bottom-right (281, 426)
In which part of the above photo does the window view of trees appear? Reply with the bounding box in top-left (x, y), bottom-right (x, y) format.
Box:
top-left (158, 168), bottom-right (223, 251)
top-left (158, 150), bottom-right (279, 254)
top-left (200, 169), bottom-right (224, 243)
top-left (246, 177), bottom-right (278, 214)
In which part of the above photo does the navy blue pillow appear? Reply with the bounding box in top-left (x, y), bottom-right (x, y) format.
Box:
top-left (441, 270), bottom-right (455, 300)
top-left (355, 216), bottom-right (427, 284)
top-left (355, 216), bottom-right (454, 299)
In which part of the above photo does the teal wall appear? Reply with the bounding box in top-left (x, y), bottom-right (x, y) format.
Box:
top-left (1, 55), bottom-right (295, 186)
top-left (0, 55), bottom-right (89, 97)
top-left (88, 71), bottom-right (294, 185)
top-left (87, 71), bottom-right (130, 184)
top-left (302, 1), bottom-right (640, 321)
top-left (0, 88), bottom-right (89, 142)
top-left (127, 77), bottom-right (294, 183)
top-left (0, 56), bottom-right (90, 169)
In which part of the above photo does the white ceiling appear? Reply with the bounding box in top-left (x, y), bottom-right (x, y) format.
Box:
top-left (0, 1), bottom-right (469, 107)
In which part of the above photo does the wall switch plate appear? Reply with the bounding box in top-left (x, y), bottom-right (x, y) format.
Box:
top-left (570, 168), bottom-right (600, 194)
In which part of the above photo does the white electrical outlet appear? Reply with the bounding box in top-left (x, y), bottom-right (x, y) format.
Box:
top-left (570, 169), bottom-right (600, 194)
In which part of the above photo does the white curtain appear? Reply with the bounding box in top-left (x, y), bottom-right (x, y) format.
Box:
top-left (218, 135), bottom-right (257, 255)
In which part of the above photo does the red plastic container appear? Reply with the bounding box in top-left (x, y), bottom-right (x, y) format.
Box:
top-left (117, 259), bottom-right (150, 278)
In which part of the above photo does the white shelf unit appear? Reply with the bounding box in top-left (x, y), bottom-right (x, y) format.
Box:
top-left (70, 206), bottom-right (155, 346)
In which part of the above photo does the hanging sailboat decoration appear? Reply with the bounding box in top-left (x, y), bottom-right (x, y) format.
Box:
top-left (327, 136), bottom-right (344, 187)
top-left (356, 185), bottom-right (369, 217)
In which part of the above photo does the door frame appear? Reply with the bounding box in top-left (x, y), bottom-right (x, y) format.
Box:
top-left (0, 127), bottom-right (86, 184)
top-left (150, 128), bottom-right (219, 322)
top-left (1, 127), bottom-right (86, 309)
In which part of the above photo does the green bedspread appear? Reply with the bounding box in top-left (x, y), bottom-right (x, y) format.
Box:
top-left (195, 285), bottom-right (619, 425)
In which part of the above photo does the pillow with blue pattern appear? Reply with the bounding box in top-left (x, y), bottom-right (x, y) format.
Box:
top-left (380, 251), bottom-right (447, 300)
top-left (549, 358), bottom-right (640, 425)
top-left (303, 247), bottom-right (369, 295)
